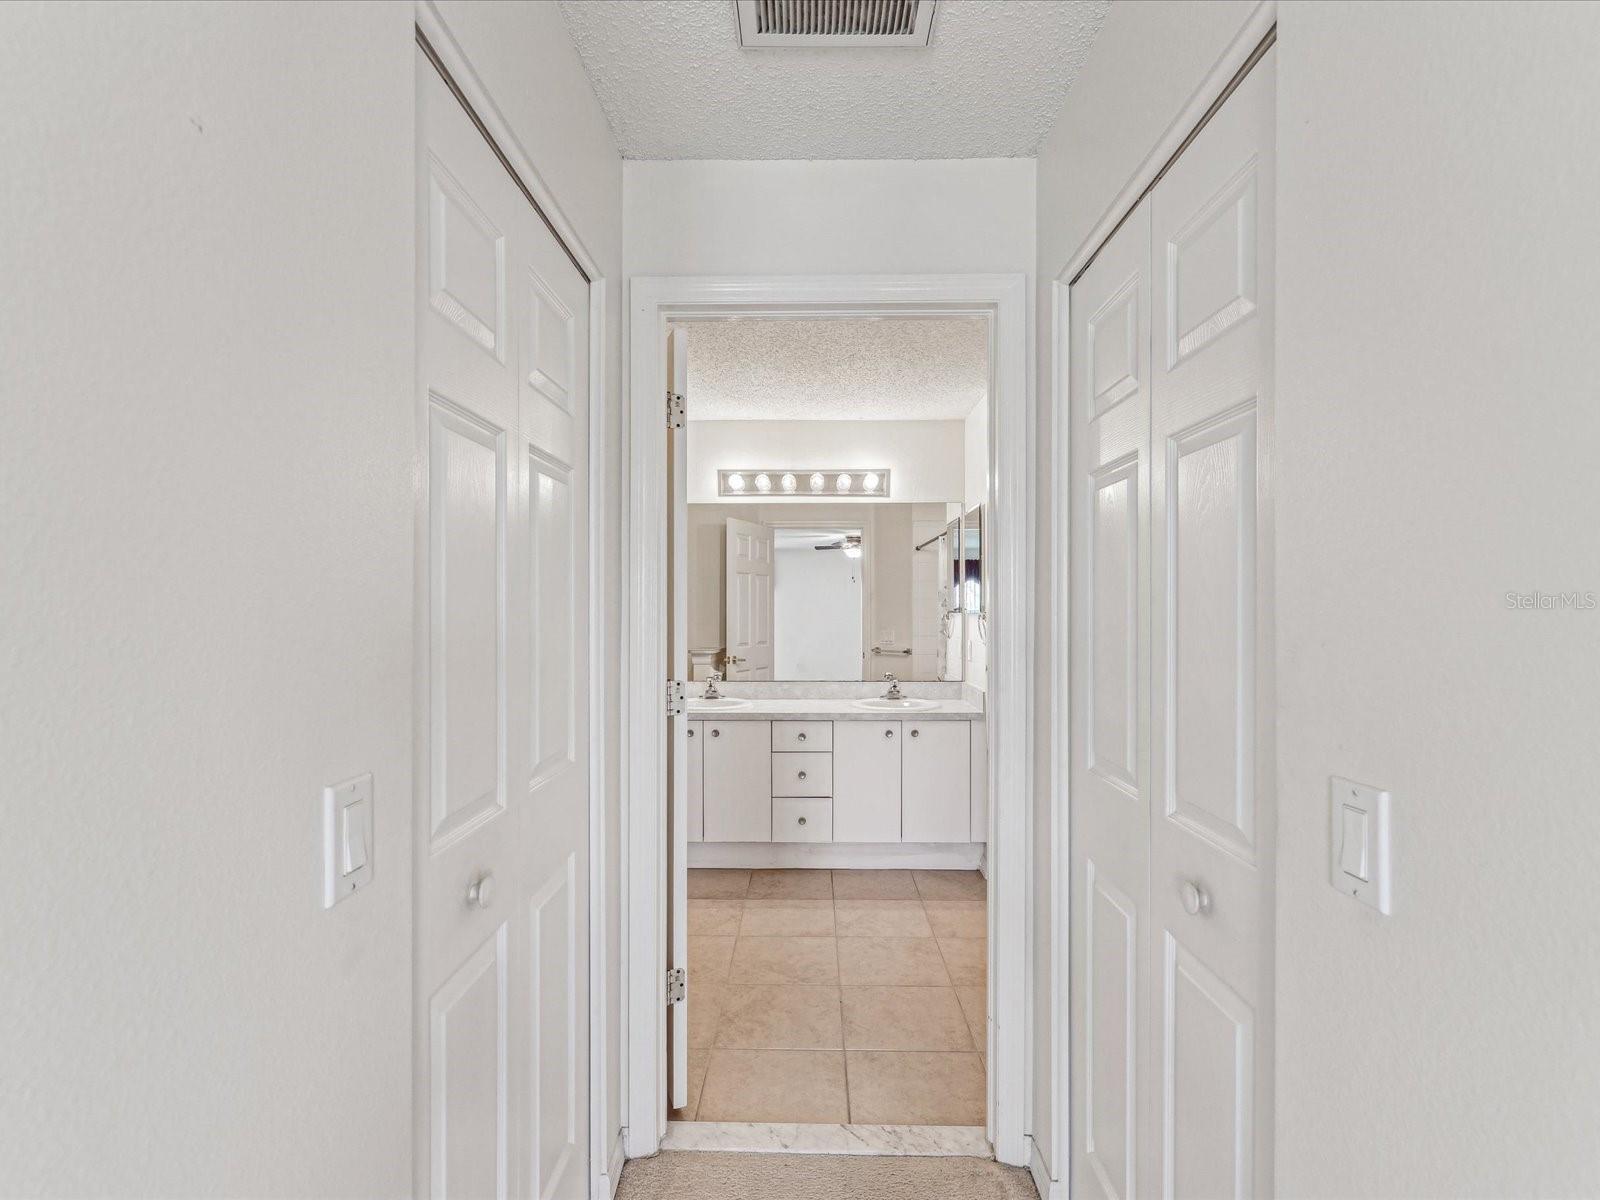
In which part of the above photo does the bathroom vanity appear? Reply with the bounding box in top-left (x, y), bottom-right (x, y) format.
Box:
top-left (682, 696), bottom-right (987, 868)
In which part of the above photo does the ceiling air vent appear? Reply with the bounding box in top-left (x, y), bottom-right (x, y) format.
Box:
top-left (735, 0), bottom-right (938, 48)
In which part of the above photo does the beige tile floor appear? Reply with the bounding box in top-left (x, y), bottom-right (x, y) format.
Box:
top-left (674, 867), bottom-right (988, 1127)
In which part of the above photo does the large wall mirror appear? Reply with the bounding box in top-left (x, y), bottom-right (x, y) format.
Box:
top-left (679, 315), bottom-right (990, 686)
top-left (689, 502), bottom-right (966, 681)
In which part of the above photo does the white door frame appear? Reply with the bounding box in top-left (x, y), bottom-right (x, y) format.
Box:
top-left (413, 6), bottom-right (620, 1197)
top-left (624, 273), bottom-right (1033, 1165)
top-left (1044, 4), bottom-right (1276, 1197)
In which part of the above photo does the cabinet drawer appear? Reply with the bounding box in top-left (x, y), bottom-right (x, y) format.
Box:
top-left (772, 721), bottom-right (832, 752)
top-left (773, 797), bottom-right (832, 842)
top-left (771, 751), bottom-right (833, 797)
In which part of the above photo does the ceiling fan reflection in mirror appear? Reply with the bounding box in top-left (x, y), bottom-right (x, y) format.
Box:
top-left (814, 534), bottom-right (863, 559)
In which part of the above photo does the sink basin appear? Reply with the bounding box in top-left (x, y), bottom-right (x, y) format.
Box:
top-left (689, 697), bottom-right (753, 711)
top-left (852, 697), bottom-right (940, 712)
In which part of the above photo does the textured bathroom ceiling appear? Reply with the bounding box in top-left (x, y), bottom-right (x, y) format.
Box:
top-left (683, 317), bottom-right (988, 420)
top-left (557, 0), bottom-right (1110, 159)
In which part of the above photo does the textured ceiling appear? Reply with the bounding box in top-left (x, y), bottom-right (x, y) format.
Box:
top-left (557, 0), bottom-right (1110, 159)
top-left (682, 317), bottom-right (988, 420)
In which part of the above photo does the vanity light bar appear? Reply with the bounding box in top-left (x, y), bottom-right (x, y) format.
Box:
top-left (717, 469), bottom-right (891, 498)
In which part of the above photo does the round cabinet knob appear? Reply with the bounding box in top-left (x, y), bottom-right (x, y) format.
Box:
top-left (798, 770), bottom-right (808, 780)
top-left (711, 728), bottom-right (721, 738)
top-left (1180, 880), bottom-right (1212, 916)
top-left (467, 873), bottom-right (496, 910)
top-left (798, 816), bottom-right (808, 826)
top-left (797, 732), bottom-right (807, 742)
top-left (910, 729), bottom-right (920, 738)
top-left (885, 729), bottom-right (895, 739)
top-left (687, 729), bottom-right (695, 738)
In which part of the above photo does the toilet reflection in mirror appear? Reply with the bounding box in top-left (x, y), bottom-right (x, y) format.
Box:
top-left (679, 315), bottom-right (988, 686)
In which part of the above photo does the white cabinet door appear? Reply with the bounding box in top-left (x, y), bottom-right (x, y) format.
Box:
top-left (833, 721), bottom-right (902, 843)
top-left (686, 721), bottom-right (704, 843)
top-left (902, 721), bottom-right (971, 843)
top-left (702, 721), bottom-right (771, 842)
top-left (969, 717), bottom-right (989, 844)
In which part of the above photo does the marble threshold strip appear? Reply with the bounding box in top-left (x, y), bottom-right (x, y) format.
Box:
top-left (662, 1120), bottom-right (991, 1158)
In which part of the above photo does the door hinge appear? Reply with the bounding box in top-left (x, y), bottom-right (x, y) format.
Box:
top-left (666, 679), bottom-right (685, 718)
top-left (666, 966), bottom-right (686, 1006)
top-left (667, 390), bottom-right (686, 430)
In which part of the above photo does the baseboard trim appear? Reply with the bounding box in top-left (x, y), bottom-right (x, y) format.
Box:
top-left (687, 841), bottom-right (984, 871)
top-left (598, 1132), bottom-right (620, 1196)
top-left (1027, 1134), bottom-right (1062, 1199)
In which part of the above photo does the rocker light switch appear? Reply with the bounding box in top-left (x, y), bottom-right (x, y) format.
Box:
top-left (323, 773), bottom-right (374, 908)
top-left (1338, 806), bottom-right (1369, 880)
top-left (1329, 777), bottom-right (1391, 914)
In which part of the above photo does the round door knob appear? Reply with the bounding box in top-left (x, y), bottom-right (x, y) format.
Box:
top-left (1180, 880), bottom-right (1212, 916)
top-left (467, 873), bottom-right (495, 910)
top-left (910, 729), bottom-right (920, 738)
top-left (798, 816), bottom-right (808, 826)
top-left (711, 728), bottom-right (721, 738)
top-left (885, 729), bottom-right (895, 739)
top-left (798, 732), bottom-right (807, 742)
top-left (798, 770), bottom-right (808, 780)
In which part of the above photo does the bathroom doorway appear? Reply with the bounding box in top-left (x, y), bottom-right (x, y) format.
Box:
top-left (626, 273), bottom-right (1032, 1166)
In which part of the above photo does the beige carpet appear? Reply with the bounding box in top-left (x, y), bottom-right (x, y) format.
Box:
top-left (616, 1150), bottom-right (1039, 1200)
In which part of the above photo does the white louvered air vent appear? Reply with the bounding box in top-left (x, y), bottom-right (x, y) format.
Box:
top-left (735, 0), bottom-right (938, 48)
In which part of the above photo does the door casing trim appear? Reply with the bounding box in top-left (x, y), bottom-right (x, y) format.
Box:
top-left (624, 273), bottom-right (1032, 1166)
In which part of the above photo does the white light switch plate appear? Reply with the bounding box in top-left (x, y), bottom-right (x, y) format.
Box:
top-left (1329, 777), bottom-right (1391, 914)
top-left (323, 773), bottom-right (374, 908)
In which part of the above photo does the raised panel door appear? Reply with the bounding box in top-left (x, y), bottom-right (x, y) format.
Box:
top-left (1148, 47), bottom-right (1275, 1200)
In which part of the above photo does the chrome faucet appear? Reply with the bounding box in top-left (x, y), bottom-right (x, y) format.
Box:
top-left (882, 673), bottom-right (905, 700)
top-left (703, 672), bottom-right (724, 701)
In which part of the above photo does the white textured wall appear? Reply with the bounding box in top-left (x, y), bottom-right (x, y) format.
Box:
top-left (1037, 1), bottom-right (1600, 1194)
top-left (1273, 3), bottom-right (1600, 1194)
top-left (687, 419), bottom-right (965, 505)
top-left (624, 157), bottom-right (1036, 278)
top-left (0, 4), bottom-right (415, 1194)
top-left (0, 2), bottom-right (624, 1194)
top-left (1032, 1), bottom-right (1262, 1180)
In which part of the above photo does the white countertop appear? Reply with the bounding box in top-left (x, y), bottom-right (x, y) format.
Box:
top-left (685, 698), bottom-right (983, 721)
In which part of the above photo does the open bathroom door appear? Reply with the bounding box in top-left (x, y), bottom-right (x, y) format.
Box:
top-left (666, 327), bottom-right (690, 1114)
top-left (724, 518), bottom-right (774, 680)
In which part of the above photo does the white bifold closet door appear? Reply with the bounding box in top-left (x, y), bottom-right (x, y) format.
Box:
top-left (1070, 47), bottom-right (1275, 1200)
top-left (415, 47), bottom-right (591, 1200)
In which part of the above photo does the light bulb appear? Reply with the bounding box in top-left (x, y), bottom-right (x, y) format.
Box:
top-left (836, 473), bottom-right (853, 493)
top-left (862, 472), bottom-right (880, 493)
top-left (727, 473), bottom-right (745, 493)
top-left (809, 472), bottom-right (825, 493)
top-left (780, 473), bottom-right (797, 493)
top-left (754, 473), bottom-right (772, 493)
